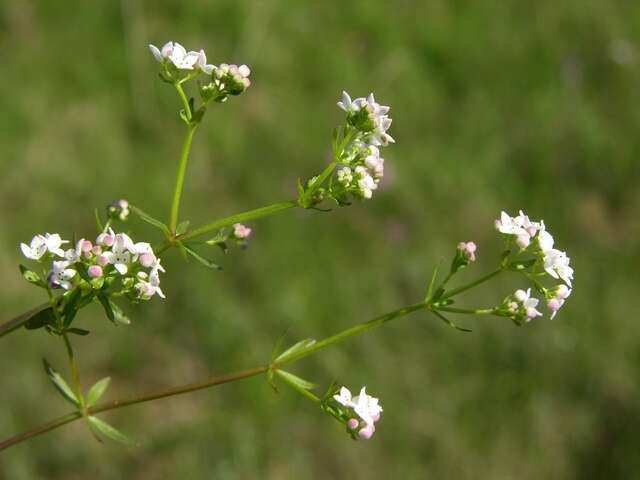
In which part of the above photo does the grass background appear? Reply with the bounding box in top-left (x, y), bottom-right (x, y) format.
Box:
top-left (1, 0), bottom-right (639, 478)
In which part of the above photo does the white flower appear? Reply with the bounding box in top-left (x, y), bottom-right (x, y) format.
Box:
top-left (537, 228), bottom-right (554, 253)
top-left (364, 148), bottom-right (385, 180)
top-left (102, 233), bottom-right (135, 275)
top-left (48, 261), bottom-right (76, 290)
top-left (333, 387), bottom-right (354, 407)
top-left (135, 269), bottom-right (164, 300)
top-left (337, 91), bottom-right (360, 113)
top-left (543, 249), bottom-right (574, 287)
top-left (149, 41), bottom-right (199, 70)
top-left (43, 233), bottom-right (67, 257)
top-left (352, 387), bottom-right (383, 425)
top-left (194, 49), bottom-right (215, 75)
top-left (20, 234), bottom-right (47, 260)
top-left (495, 211), bottom-right (528, 236)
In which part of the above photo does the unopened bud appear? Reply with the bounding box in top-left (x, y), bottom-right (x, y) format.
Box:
top-left (347, 418), bottom-right (359, 430)
top-left (88, 265), bottom-right (103, 279)
top-left (358, 424), bottom-right (375, 440)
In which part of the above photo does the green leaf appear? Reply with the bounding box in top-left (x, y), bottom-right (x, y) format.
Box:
top-left (176, 220), bottom-right (190, 236)
top-left (425, 263), bottom-right (441, 302)
top-left (183, 245), bottom-right (222, 271)
top-left (24, 307), bottom-right (56, 330)
top-left (97, 295), bottom-right (114, 322)
top-left (43, 359), bottom-right (79, 406)
top-left (19, 265), bottom-right (43, 286)
top-left (430, 310), bottom-right (472, 333)
top-left (270, 330), bottom-right (289, 362)
top-left (87, 377), bottom-right (111, 406)
top-left (275, 370), bottom-right (317, 391)
top-left (67, 328), bottom-right (90, 336)
top-left (130, 206), bottom-right (171, 236)
top-left (110, 302), bottom-right (131, 326)
top-left (87, 416), bottom-right (135, 445)
top-left (273, 338), bottom-right (316, 364)
top-left (94, 208), bottom-right (104, 232)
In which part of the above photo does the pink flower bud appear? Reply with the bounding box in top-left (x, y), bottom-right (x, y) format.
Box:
top-left (555, 284), bottom-right (571, 299)
top-left (347, 418), bottom-right (359, 430)
top-left (92, 245), bottom-right (102, 255)
top-left (97, 233), bottom-right (114, 247)
top-left (80, 240), bottom-right (93, 252)
top-left (516, 234), bottom-right (530, 249)
top-left (139, 252), bottom-right (156, 268)
top-left (526, 307), bottom-right (540, 319)
top-left (547, 298), bottom-right (562, 312)
top-left (88, 265), bottom-right (103, 279)
top-left (358, 424), bottom-right (375, 440)
top-left (233, 223), bottom-right (252, 239)
top-left (97, 254), bottom-right (109, 266)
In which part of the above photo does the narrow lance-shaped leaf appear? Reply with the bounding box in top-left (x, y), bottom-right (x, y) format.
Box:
top-left (87, 377), bottom-right (111, 407)
top-left (176, 220), bottom-right (190, 236)
top-left (87, 416), bottom-right (135, 445)
top-left (130, 205), bottom-right (171, 236)
top-left (430, 310), bottom-right (472, 333)
top-left (183, 244), bottom-right (222, 271)
top-left (94, 208), bottom-right (104, 232)
top-left (275, 369), bottom-right (318, 391)
top-left (42, 359), bottom-right (79, 406)
top-left (273, 338), bottom-right (316, 364)
top-left (425, 262), bottom-right (441, 302)
top-left (110, 301), bottom-right (131, 326)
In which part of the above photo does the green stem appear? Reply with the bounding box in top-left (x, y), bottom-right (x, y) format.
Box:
top-left (0, 301), bottom-right (428, 451)
top-left (174, 82), bottom-right (192, 121)
top-left (162, 200), bottom-right (298, 252)
top-left (436, 306), bottom-right (496, 315)
top-left (276, 301), bottom-right (427, 367)
top-left (0, 366), bottom-right (267, 452)
top-left (168, 124), bottom-right (198, 234)
top-left (62, 332), bottom-right (85, 411)
top-left (440, 268), bottom-right (503, 301)
top-left (0, 302), bottom-right (50, 338)
top-left (275, 371), bottom-right (321, 403)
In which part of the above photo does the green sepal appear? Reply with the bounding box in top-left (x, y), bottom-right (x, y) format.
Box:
top-left (87, 416), bottom-right (135, 445)
top-left (176, 220), bottom-right (190, 236)
top-left (19, 265), bottom-right (43, 287)
top-left (273, 338), bottom-right (316, 364)
top-left (275, 369), bottom-right (318, 391)
top-left (508, 259), bottom-right (537, 271)
top-left (130, 206), bottom-right (171, 236)
top-left (43, 359), bottom-right (79, 406)
top-left (86, 377), bottom-right (111, 407)
top-left (24, 307), bottom-right (56, 330)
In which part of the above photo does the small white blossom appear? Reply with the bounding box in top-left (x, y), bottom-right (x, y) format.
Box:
top-left (149, 41), bottom-right (200, 70)
top-left (48, 261), bottom-right (76, 290)
top-left (547, 285), bottom-right (572, 320)
top-left (337, 91), bottom-right (360, 113)
top-left (333, 387), bottom-right (353, 407)
top-left (20, 234), bottom-right (47, 260)
top-left (194, 49), bottom-right (215, 75)
top-left (513, 288), bottom-right (543, 321)
top-left (543, 249), bottom-right (574, 287)
top-left (102, 233), bottom-right (135, 274)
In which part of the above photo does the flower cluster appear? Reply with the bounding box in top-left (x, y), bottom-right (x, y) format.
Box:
top-left (495, 210), bottom-right (574, 321)
top-left (20, 229), bottom-right (165, 302)
top-left (107, 199), bottom-right (130, 222)
top-left (504, 288), bottom-right (543, 323)
top-left (332, 92), bottom-right (394, 201)
top-left (333, 386), bottom-right (383, 440)
top-left (149, 40), bottom-right (252, 103)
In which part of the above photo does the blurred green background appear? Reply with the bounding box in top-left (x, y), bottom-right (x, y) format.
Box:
top-left (1, 0), bottom-right (639, 478)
